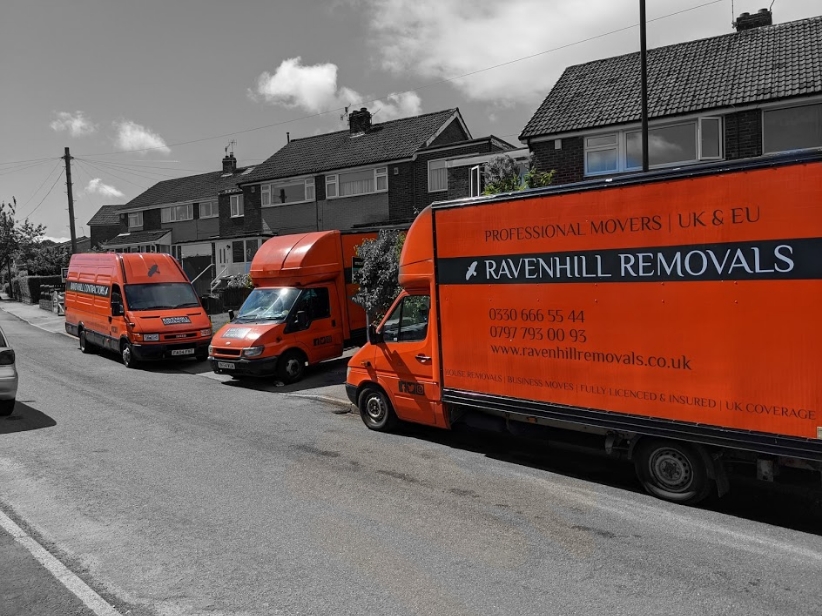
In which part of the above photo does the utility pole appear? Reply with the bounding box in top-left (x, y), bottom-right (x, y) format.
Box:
top-left (640, 0), bottom-right (649, 172)
top-left (63, 147), bottom-right (77, 254)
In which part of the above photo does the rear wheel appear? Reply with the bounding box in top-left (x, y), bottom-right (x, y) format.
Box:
top-left (79, 329), bottom-right (93, 354)
top-left (276, 350), bottom-right (306, 384)
top-left (634, 439), bottom-right (712, 505)
top-left (358, 387), bottom-right (398, 432)
top-left (121, 340), bottom-right (138, 369)
top-left (0, 399), bottom-right (14, 417)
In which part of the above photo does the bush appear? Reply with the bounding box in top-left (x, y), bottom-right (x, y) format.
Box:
top-left (12, 275), bottom-right (63, 304)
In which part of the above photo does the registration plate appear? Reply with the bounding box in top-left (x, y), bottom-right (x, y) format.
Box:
top-left (170, 348), bottom-right (195, 356)
top-left (217, 361), bottom-right (235, 370)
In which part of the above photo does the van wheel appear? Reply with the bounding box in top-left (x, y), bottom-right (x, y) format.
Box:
top-left (358, 387), bottom-right (398, 432)
top-left (634, 439), bottom-right (712, 505)
top-left (0, 399), bottom-right (14, 417)
top-left (79, 329), bottom-right (94, 354)
top-left (276, 350), bottom-right (306, 384)
top-left (121, 341), bottom-right (138, 369)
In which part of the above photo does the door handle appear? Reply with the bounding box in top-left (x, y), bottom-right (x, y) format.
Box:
top-left (415, 354), bottom-right (432, 362)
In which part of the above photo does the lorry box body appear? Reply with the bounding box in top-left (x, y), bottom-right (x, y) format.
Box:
top-left (346, 150), bottom-right (822, 504)
top-left (64, 253), bottom-right (212, 367)
top-left (208, 227), bottom-right (401, 382)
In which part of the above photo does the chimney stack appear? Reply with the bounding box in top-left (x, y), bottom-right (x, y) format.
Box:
top-left (222, 153), bottom-right (237, 174)
top-left (348, 107), bottom-right (372, 135)
top-left (734, 8), bottom-right (772, 31)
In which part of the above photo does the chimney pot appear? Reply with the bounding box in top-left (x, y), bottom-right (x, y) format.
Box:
top-left (222, 153), bottom-right (237, 174)
top-left (349, 107), bottom-right (372, 135)
top-left (734, 8), bottom-right (772, 31)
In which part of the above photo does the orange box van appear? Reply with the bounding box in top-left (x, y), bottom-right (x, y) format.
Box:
top-left (347, 150), bottom-right (822, 505)
top-left (208, 227), bottom-right (404, 383)
top-left (65, 253), bottom-right (212, 367)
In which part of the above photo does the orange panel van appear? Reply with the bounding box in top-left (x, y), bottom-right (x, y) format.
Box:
top-left (346, 150), bottom-right (822, 505)
top-left (65, 253), bottom-right (212, 367)
top-left (208, 227), bottom-right (404, 383)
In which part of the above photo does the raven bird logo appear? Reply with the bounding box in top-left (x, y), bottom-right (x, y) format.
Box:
top-left (465, 261), bottom-right (478, 281)
top-left (148, 264), bottom-right (160, 277)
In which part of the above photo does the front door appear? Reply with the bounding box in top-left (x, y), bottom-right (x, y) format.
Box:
top-left (373, 294), bottom-right (437, 425)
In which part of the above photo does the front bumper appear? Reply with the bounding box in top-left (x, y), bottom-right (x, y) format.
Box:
top-left (208, 355), bottom-right (280, 377)
top-left (345, 383), bottom-right (358, 405)
top-left (131, 341), bottom-right (210, 361)
top-left (0, 375), bottom-right (18, 400)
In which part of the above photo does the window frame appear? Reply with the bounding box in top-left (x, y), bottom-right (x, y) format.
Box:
top-left (199, 201), bottom-right (218, 219)
top-left (762, 101), bottom-right (822, 155)
top-left (380, 295), bottom-right (431, 343)
top-left (325, 167), bottom-right (388, 200)
top-left (127, 212), bottom-right (143, 229)
top-left (260, 178), bottom-right (316, 207)
top-left (428, 159), bottom-right (448, 193)
top-left (230, 194), bottom-right (244, 218)
top-left (161, 203), bottom-right (193, 224)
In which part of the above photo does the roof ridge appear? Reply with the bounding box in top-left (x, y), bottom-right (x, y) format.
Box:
top-left (288, 108), bottom-right (458, 143)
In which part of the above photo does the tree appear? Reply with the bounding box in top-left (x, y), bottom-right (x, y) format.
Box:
top-left (482, 154), bottom-right (555, 195)
top-left (25, 243), bottom-right (70, 275)
top-left (352, 229), bottom-right (405, 321)
top-left (0, 198), bottom-right (46, 299)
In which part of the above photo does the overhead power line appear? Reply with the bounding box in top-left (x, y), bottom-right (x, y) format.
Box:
top-left (17, 161), bottom-right (63, 211)
top-left (26, 168), bottom-right (65, 218)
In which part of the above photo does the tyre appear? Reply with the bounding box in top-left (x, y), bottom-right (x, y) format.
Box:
top-left (358, 387), bottom-right (398, 432)
top-left (195, 350), bottom-right (208, 362)
top-left (121, 340), bottom-right (138, 369)
top-left (634, 439), bottom-right (712, 505)
top-left (0, 399), bottom-right (14, 417)
top-left (276, 350), bottom-right (306, 384)
top-left (79, 329), bottom-right (94, 354)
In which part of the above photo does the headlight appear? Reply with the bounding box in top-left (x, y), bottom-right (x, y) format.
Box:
top-left (208, 345), bottom-right (215, 354)
top-left (200, 328), bottom-right (212, 337)
top-left (243, 346), bottom-right (264, 358)
top-left (143, 333), bottom-right (159, 342)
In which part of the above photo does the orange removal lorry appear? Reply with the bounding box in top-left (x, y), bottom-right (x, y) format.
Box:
top-left (346, 150), bottom-right (822, 505)
top-left (65, 253), bottom-right (213, 367)
top-left (208, 228), bottom-right (402, 383)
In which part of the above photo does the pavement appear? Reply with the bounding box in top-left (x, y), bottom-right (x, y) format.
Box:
top-left (0, 295), bottom-right (354, 410)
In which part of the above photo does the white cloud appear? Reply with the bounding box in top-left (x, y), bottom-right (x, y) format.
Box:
top-left (250, 57), bottom-right (422, 121)
top-left (50, 111), bottom-right (96, 136)
top-left (113, 120), bottom-right (170, 154)
top-left (85, 178), bottom-right (124, 199)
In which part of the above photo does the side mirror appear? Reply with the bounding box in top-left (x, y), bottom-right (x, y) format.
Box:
top-left (368, 322), bottom-right (383, 344)
top-left (295, 310), bottom-right (310, 330)
top-left (228, 309), bottom-right (235, 322)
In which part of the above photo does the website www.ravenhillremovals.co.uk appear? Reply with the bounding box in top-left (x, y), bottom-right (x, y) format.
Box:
top-left (490, 344), bottom-right (692, 371)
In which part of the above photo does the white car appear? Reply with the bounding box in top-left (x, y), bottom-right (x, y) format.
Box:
top-left (0, 323), bottom-right (18, 416)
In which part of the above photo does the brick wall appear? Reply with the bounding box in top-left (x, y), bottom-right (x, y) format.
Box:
top-left (447, 167), bottom-right (471, 200)
top-left (143, 208), bottom-right (162, 230)
top-left (724, 109), bottom-right (762, 160)
top-left (388, 161), bottom-right (415, 222)
top-left (89, 224), bottom-right (122, 249)
top-left (530, 137), bottom-right (584, 185)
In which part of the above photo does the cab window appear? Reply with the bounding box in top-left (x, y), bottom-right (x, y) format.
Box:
top-left (296, 288), bottom-right (330, 320)
top-left (382, 295), bottom-right (430, 343)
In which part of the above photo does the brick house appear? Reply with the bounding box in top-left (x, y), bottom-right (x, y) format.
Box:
top-left (235, 107), bottom-right (514, 235)
top-left (87, 204), bottom-right (128, 249)
top-left (520, 10), bottom-right (822, 184)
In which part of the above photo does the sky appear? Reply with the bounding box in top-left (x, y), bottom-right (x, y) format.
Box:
top-left (1, 0), bottom-right (820, 241)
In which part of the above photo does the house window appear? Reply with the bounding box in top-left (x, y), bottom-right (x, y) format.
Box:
top-left (232, 241), bottom-right (244, 262)
top-left (325, 167), bottom-right (388, 199)
top-left (763, 103), bottom-right (822, 154)
top-left (470, 165), bottom-right (483, 197)
top-left (161, 204), bottom-right (193, 223)
top-left (428, 159), bottom-right (448, 192)
top-left (585, 118), bottom-right (722, 176)
top-left (128, 212), bottom-right (143, 229)
top-left (245, 239), bottom-right (259, 262)
top-left (260, 178), bottom-right (316, 206)
top-left (230, 194), bottom-right (244, 217)
top-left (199, 201), bottom-right (217, 219)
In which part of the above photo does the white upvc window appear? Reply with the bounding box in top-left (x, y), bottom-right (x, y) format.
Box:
top-left (230, 194), bottom-right (244, 217)
top-left (325, 167), bottom-right (388, 199)
top-left (127, 212), bottom-right (143, 229)
top-left (763, 102), bottom-right (822, 154)
top-left (161, 204), bottom-right (193, 223)
top-left (428, 159), bottom-right (448, 192)
top-left (199, 201), bottom-right (217, 219)
top-left (584, 117), bottom-right (722, 176)
top-left (469, 165), bottom-right (483, 197)
top-left (260, 178), bottom-right (316, 207)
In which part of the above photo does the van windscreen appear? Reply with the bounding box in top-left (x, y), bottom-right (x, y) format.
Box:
top-left (233, 288), bottom-right (300, 324)
top-left (124, 283), bottom-right (200, 311)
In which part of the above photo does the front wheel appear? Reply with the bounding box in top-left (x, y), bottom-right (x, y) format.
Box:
top-left (358, 387), bottom-right (398, 432)
top-left (121, 340), bottom-right (138, 369)
top-left (634, 439), bottom-right (712, 505)
top-left (276, 350), bottom-right (306, 384)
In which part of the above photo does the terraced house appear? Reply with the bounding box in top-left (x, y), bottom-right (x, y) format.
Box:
top-left (521, 10), bottom-right (822, 183)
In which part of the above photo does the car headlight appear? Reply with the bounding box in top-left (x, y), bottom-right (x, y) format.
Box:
top-left (208, 345), bottom-right (215, 355)
top-left (143, 333), bottom-right (160, 342)
top-left (200, 328), bottom-right (212, 337)
top-left (243, 346), bottom-right (264, 358)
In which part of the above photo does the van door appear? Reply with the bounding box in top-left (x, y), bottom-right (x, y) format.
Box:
top-left (291, 286), bottom-right (343, 363)
top-left (373, 294), bottom-right (437, 425)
